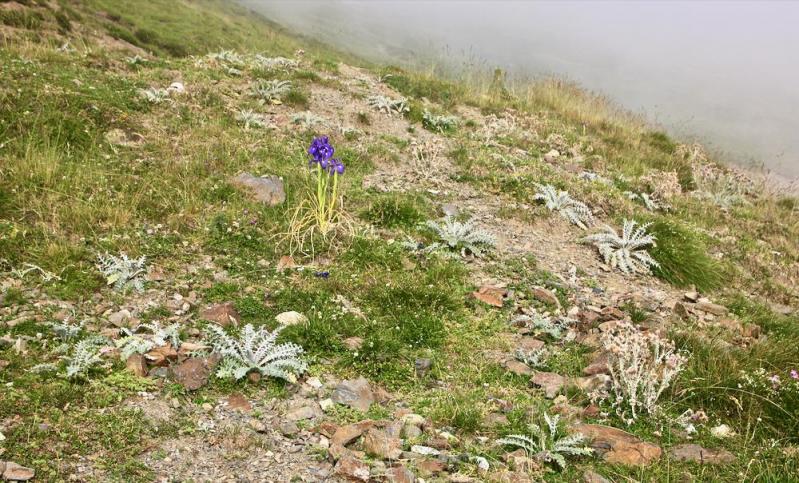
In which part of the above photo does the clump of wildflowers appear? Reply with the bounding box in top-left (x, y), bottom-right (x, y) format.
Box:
top-left (591, 320), bottom-right (686, 423)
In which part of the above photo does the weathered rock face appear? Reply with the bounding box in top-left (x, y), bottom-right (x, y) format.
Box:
top-left (669, 444), bottom-right (735, 465)
top-left (199, 302), bottom-right (240, 327)
top-left (331, 377), bottom-right (375, 412)
top-left (574, 424), bottom-right (662, 466)
top-left (230, 172), bottom-right (285, 206)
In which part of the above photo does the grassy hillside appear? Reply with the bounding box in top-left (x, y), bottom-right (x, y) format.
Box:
top-left (1, 1), bottom-right (798, 481)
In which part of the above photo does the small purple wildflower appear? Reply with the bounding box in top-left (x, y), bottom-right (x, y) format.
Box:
top-left (308, 136), bottom-right (344, 175)
top-left (791, 369), bottom-right (798, 380)
top-left (314, 271), bottom-right (330, 279)
top-left (769, 374), bottom-right (781, 389)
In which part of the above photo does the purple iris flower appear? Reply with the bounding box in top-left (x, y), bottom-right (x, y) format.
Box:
top-left (328, 158), bottom-right (345, 175)
top-left (308, 136), bottom-right (334, 164)
top-left (307, 136), bottom-right (345, 175)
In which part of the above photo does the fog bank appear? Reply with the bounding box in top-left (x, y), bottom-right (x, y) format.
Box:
top-left (242, 1), bottom-right (799, 178)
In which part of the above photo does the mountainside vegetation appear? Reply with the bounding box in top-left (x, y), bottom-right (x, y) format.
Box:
top-left (1, 1), bottom-right (798, 481)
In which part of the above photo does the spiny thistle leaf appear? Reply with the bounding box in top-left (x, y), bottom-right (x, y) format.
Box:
top-left (96, 252), bottom-right (147, 292)
top-left (496, 412), bottom-right (592, 470)
top-left (584, 219), bottom-right (659, 274)
top-left (533, 184), bottom-right (594, 229)
top-left (366, 95), bottom-right (409, 115)
top-left (205, 323), bottom-right (307, 383)
top-left (411, 217), bottom-right (496, 258)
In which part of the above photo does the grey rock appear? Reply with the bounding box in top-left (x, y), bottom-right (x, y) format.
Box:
top-left (231, 172), bottom-right (285, 206)
top-left (669, 443), bottom-right (735, 465)
top-left (279, 420), bottom-right (300, 436)
top-left (331, 377), bottom-right (374, 412)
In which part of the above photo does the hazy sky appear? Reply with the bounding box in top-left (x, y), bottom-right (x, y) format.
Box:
top-left (243, 1), bottom-right (799, 178)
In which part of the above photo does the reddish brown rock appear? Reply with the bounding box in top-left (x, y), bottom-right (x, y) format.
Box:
top-left (200, 302), bottom-right (240, 327)
top-left (532, 287), bottom-right (560, 307)
top-left (125, 353), bottom-right (147, 377)
top-left (574, 423), bottom-right (662, 466)
top-left (169, 356), bottom-right (218, 391)
top-left (417, 459), bottom-right (446, 476)
top-left (385, 465), bottom-right (416, 483)
top-left (503, 359), bottom-right (533, 376)
top-left (226, 393), bottom-right (252, 413)
top-left (362, 427), bottom-right (402, 460)
top-left (516, 337), bottom-right (545, 352)
top-left (531, 371), bottom-right (566, 398)
top-left (332, 421), bottom-right (374, 446)
top-left (334, 455), bottom-right (370, 481)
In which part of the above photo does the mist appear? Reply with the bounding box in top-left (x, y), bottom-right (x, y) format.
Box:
top-left (241, 1), bottom-right (799, 179)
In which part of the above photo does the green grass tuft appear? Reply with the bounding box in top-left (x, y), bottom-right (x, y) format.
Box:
top-left (645, 217), bottom-right (724, 291)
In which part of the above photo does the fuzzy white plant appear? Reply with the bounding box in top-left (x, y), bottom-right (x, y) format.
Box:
top-left (139, 321), bottom-right (182, 348)
top-left (138, 87), bottom-right (170, 104)
top-left (96, 253), bottom-right (147, 292)
top-left (205, 323), bottom-right (307, 382)
top-left (116, 322), bottom-right (182, 360)
top-left (515, 346), bottom-right (550, 368)
top-left (48, 318), bottom-right (84, 342)
top-left (423, 217), bottom-right (496, 258)
top-left (11, 263), bottom-right (61, 282)
top-left (291, 111), bottom-right (326, 128)
top-left (252, 55), bottom-right (299, 71)
top-left (206, 49), bottom-right (245, 66)
top-left (125, 54), bottom-right (147, 66)
top-left (57, 336), bottom-right (109, 378)
top-left (235, 109), bottom-right (270, 129)
top-left (115, 330), bottom-right (155, 361)
top-left (496, 413), bottom-right (592, 470)
top-left (251, 79), bottom-right (292, 102)
top-left (512, 314), bottom-right (574, 341)
top-left (624, 191), bottom-right (662, 211)
top-left (422, 110), bottom-right (459, 133)
top-left (584, 220), bottom-right (659, 274)
top-left (578, 171), bottom-right (612, 185)
top-left (366, 95), bottom-right (409, 115)
top-left (591, 320), bottom-right (686, 423)
top-left (533, 184), bottom-right (594, 229)
top-left (410, 140), bottom-right (442, 179)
